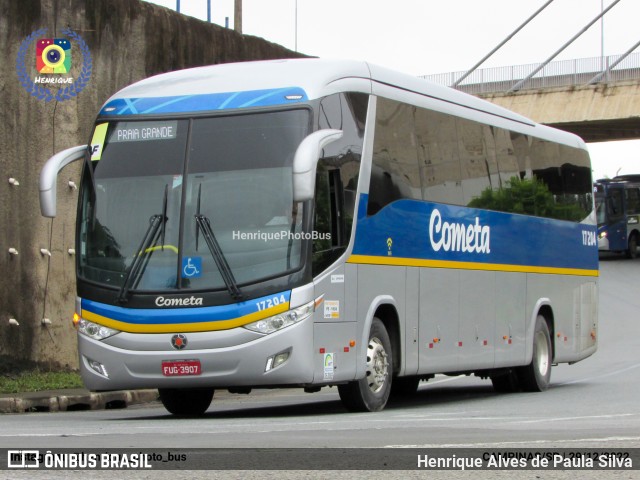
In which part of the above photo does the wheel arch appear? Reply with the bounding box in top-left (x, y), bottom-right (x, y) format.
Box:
top-left (356, 296), bottom-right (401, 378)
top-left (526, 299), bottom-right (555, 365)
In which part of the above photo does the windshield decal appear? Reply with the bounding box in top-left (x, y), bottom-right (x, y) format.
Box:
top-left (182, 256), bottom-right (202, 279)
top-left (110, 121), bottom-right (178, 143)
top-left (99, 87), bottom-right (308, 116)
top-left (90, 122), bottom-right (108, 161)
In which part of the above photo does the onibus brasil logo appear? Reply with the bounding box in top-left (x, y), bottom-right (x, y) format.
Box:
top-left (16, 27), bottom-right (92, 102)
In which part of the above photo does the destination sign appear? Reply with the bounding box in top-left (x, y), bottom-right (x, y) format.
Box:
top-left (110, 121), bottom-right (178, 143)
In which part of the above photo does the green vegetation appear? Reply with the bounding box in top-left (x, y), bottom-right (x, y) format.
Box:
top-left (0, 355), bottom-right (82, 394)
top-left (468, 176), bottom-right (589, 221)
top-left (0, 370), bottom-right (83, 394)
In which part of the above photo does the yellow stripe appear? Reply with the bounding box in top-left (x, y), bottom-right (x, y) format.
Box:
top-left (347, 255), bottom-right (599, 277)
top-left (81, 302), bottom-right (290, 333)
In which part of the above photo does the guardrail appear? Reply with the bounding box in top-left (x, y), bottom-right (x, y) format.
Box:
top-left (421, 52), bottom-right (640, 95)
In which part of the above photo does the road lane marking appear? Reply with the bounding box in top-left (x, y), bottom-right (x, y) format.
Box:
top-left (385, 436), bottom-right (640, 448)
top-left (513, 413), bottom-right (636, 424)
top-left (557, 362), bottom-right (640, 386)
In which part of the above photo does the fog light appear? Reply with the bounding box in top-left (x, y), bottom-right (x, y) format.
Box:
top-left (87, 358), bottom-right (109, 378)
top-left (265, 349), bottom-right (291, 372)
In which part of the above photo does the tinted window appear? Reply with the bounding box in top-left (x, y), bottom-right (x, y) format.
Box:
top-left (367, 98), bottom-right (421, 215)
top-left (368, 97), bottom-right (593, 222)
top-left (625, 187), bottom-right (640, 215)
top-left (415, 107), bottom-right (464, 205)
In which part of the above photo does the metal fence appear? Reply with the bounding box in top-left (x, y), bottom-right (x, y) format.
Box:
top-left (421, 51), bottom-right (640, 95)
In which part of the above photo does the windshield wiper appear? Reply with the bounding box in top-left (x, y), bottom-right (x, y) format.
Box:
top-left (194, 214), bottom-right (243, 300)
top-left (160, 184), bottom-right (168, 248)
top-left (116, 187), bottom-right (169, 304)
top-left (83, 145), bottom-right (98, 227)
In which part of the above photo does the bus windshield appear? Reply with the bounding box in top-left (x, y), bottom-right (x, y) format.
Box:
top-left (79, 109), bottom-right (310, 293)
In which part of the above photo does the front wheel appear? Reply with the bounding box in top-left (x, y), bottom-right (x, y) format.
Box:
top-left (517, 315), bottom-right (552, 392)
top-left (159, 388), bottom-right (214, 415)
top-left (338, 318), bottom-right (392, 412)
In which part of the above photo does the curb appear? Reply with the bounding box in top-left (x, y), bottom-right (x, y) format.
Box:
top-left (0, 389), bottom-right (159, 414)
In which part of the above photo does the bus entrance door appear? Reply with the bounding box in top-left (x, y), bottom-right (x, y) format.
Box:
top-left (607, 188), bottom-right (627, 251)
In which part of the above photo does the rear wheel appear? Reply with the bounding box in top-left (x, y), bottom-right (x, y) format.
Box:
top-left (338, 318), bottom-right (392, 412)
top-left (517, 315), bottom-right (552, 392)
top-left (159, 388), bottom-right (214, 415)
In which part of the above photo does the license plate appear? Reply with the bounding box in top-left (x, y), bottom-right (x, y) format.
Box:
top-left (161, 360), bottom-right (201, 376)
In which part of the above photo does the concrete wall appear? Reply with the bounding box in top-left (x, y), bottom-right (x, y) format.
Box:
top-left (0, 0), bottom-right (304, 368)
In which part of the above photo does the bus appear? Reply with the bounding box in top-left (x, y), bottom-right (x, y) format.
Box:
top-left (39, 59), bottom-right (598, 415)
top-left (595, 176), bottom-right (640, 258)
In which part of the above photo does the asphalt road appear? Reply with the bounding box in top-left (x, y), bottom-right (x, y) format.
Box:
top-left (1, 256), bottom-right (639, 479)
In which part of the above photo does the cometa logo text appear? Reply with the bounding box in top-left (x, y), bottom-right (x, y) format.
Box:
top-left (155, 296), bottom-right (204, 307)
top-left (429, 208), bottom-right (491, 254)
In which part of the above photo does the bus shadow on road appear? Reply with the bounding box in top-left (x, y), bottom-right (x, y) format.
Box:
top-left (126, 382), bottom-right (514, 421)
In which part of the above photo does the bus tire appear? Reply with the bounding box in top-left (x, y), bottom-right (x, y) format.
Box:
top-left (517, 315), bottom-right (552, 392)
top-left (338, 318), bottom-right (392, 412)
top-left (159, 387), bottom-right (214, 415)
top-left (627, 233), bottom-right (638, 259)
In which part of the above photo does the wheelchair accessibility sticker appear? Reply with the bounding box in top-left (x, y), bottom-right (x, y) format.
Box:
top-left (182, 257), bottom-right (202, 278)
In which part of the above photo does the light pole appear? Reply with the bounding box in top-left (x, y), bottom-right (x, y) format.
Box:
top-left (235, 0), bottom-right (242, 34)
top-left (601, 0), bottom-right (605, 72)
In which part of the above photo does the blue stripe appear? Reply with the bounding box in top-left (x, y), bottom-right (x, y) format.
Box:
top-left (353, 195), bottom-right (598, 272)
top-left (82, 290), bottom-right (291, 326)
top-left (142, 95), bottom-right (195, 114)
top-left (99, 87), bottom-right (308, 116)
top-left (121, 98), bottom-right (140, 115)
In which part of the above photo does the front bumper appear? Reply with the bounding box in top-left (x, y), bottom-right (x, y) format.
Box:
top-left (78, 317), bottom-right (315, 391)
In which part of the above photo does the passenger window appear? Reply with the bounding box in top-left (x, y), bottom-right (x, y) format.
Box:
top-left (368, 98), bottom-right (421, 215)
top-left (415, 108), bottom-right (463, 206)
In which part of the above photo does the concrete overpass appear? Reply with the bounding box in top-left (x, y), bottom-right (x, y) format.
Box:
top-left (422, 52), bottom-right (640, 143)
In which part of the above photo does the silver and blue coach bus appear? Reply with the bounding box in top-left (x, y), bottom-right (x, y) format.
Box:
top-left (39, 59), bottom-right (598, 415)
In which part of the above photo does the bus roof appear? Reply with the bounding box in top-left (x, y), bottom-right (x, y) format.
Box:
top-left (100, 58), bottom-right (585, 149)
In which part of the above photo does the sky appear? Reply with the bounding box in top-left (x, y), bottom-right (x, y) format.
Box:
top-left (144, 0), bottom-right (640, 180)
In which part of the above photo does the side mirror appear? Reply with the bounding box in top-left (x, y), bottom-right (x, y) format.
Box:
top-left (39, 145), bottom-right (87, 218)
top-left (292, 129), bottom-right (343, 202)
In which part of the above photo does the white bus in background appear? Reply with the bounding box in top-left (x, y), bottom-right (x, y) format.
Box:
top-left (40, 59), bottom-right (599, 415)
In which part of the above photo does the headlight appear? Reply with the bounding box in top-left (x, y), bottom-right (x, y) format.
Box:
top-left (77, 318), bottom-right (119, 340)
top-left (244, 300), bottom-right (314, 334)
top-left (598, 231), bottom-right (607, 239)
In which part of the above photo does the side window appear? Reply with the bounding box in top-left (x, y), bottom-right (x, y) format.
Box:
top-left (458, 118), bottom-right (496, 205)
top-left (625, 188), bottom-right (640, 215)
top-left (468, 129), bottom-right (592, 222)
top-left (367, 98), bottom-right (421, 216)
top-left (415, 107), bottom-right (463, 205)
top-left (609, 189), bottom-right (624, 221)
